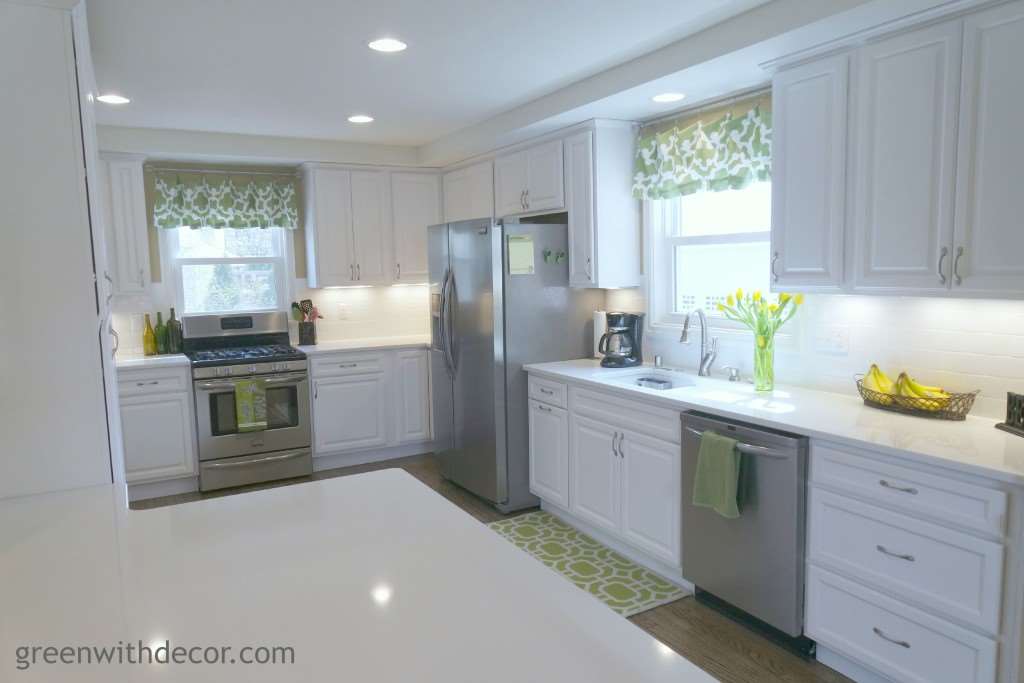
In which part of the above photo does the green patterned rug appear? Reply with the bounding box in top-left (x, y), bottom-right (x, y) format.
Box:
top-left (488, 510), bottom-right (687, 616)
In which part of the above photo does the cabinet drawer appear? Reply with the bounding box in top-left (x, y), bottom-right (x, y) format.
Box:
top-left (311, 352), bottom-right (386, 378)
top-left (809, 488), bottom-right (1003, 633)
top-left (806, 566), bottom-right (997, 683)
top-left (528, 376), bottom-right (567, 408)
top-left (811, 442), bottom-right (1006, 536)
top-left (570, 386), bottom-right (679, 444)
top-left (117, 370), bottom-right (188, 396)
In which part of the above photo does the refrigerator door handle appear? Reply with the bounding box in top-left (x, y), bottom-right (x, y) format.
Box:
top-left (439, 268), bottom-right (453, 377)
top-left (443, 270), bottom-right (458, 374)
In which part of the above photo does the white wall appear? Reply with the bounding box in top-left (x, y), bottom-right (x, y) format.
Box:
top-left (607, 288), bottom-right (1024, 420)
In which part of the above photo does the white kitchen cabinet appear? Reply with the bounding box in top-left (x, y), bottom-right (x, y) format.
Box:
top-left (564, 122), bottom-right (640, 289)
top-left (618, 429), bottom-right (681, 566)
top-left (120, 390), bottom-right (197, 483)
top-left (350, 170), bottom-right (392, 285)
top-left (395, 349), bottom-right (431, 444)
top-left (101, 153), bottom-right (150, 297)
top-left (304, 165), bottom-right (356, 287)
top-left (850, 20), bottom-right (962, 293)
top-left (314, 373), bottom-right (390, 453)
top-left (952, 0), bottom-right (1024, 296)
top-left (494, 139), bottom-right (564, 217)
top-left (391, 172), bottom-right (440, 283)
top-left (569, 413), bottom-right (620, 535)
top-left (770, 53), bottom-right (848, 291)
top-left (442, 160), bottom-right (493, 223)
top-left (528, 400), bottom-right (569, 508)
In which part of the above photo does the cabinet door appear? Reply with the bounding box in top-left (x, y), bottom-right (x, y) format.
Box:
top-left (104, 156), bottom-right (149, 295)
top-left (525, 139), bottom-right (565, 212)
top-left (619, 429), bottom-right (681, 566)
top-left (307, 167), bottom-right (356, 287)
top-left (442, 168), bottom-right (469, 223)
top-left (351, 170), bottom-right (392, 284)
top-left (851, 21), bottom-right (962, 293)
top-left (395, 350), bottom-right (431, 443)
top-left (466, 161), bottom-right (494, 221)
top-left (120, 391), bottom-right (196, 483)
top-left (569, 414), bottom-right (619, 535)
top-left (391, 173), bottom-right (440, 283)
top-left (494, 150), bottom-right (528, 217)
top-left (313, 374), bottom-right (389, 454)
top-left (564, 131), bottom-right (596, 287)
top-left (953, 1), bottom-right (1024, 296)
top-left (771, 54), bottom-right (848, 290)
top-left (528, 400), bottom-right (569, 508)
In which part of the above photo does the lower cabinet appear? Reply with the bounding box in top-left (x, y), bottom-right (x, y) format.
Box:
top-left (528, 400), bottom-right (570, 508)
top-left (118, 366), bottom-right (197, 484)
top-left (311, 348), bottom-right (432, 457)
top-left (569, 413), bottom-right (620, 534)
top-left (618, 429), bottom-right (681, 565)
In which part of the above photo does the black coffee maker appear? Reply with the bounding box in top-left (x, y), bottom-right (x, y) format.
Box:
top-left (598, 312), bottom-right (644, 368)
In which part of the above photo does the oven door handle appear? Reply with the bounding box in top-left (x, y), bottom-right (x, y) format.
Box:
top-left (195, 374), bottom-right (307, 391)
top-left (203, 450), bottom-right (308, 469)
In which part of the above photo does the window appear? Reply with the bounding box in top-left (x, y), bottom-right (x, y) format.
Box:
top-left (165, 227), bottom-right (289, 315)
top-left (647, 181), bottom-right (771, 329)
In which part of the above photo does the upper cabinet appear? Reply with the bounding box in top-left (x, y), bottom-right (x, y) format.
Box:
top-left (850, 20), bottom-right (962, 293)
top-left (391, 172), bottom-right (441, 283)
top-left (953, 1), bottom-right (1024, 296)
top-left (101, 153), bottom-right (151, 297)
top-left (770, 55), bottom-right (848, 291)
top-left (443, 161), bottom-right (493, 223)
top-left (349, 170), bottom-right (392, 285)
top-left (564, 121), bottom-right (641, 289)
top-left (770, 0), bottom-right (1024, 299)
top-left (494, 139), bottom-right (565, 217)
top-left (304, 165), bottom-right (356, 287)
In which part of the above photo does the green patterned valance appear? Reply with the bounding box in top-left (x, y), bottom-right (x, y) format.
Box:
top-left (152, 169), bottom-right (298, 229)
top-left (633, 93), bottom-right (771, 200)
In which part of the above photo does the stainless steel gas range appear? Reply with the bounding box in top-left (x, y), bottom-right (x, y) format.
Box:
top-left (183, 312), bottom-right (312, 491)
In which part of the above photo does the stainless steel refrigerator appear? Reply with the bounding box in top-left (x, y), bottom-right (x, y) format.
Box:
top-left (429, 218), bottom-right (603, 512)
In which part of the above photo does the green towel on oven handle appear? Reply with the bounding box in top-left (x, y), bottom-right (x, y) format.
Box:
top-left (692, 430), bottom-right (742, 519)
top-left (235, 378), bottom-right (268, 433)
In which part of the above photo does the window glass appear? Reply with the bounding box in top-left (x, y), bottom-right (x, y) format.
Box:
top-left (176, 227), bottom-right (279, 258)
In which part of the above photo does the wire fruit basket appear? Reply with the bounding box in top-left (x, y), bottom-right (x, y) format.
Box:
top-left (856, 378), bottom-right (979, 421)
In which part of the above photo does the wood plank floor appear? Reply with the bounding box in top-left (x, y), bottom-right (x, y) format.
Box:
top-left (133, 454), bottom-right (851, 683)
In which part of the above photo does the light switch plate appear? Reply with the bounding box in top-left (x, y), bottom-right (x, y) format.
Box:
top-left (335, 302), bottom-right (350, 320)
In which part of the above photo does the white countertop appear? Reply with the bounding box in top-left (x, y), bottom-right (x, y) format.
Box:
top-left (296, 335), bottom-right (430, 355)
top-left (115, 352), bottom-right (190, 370)
top-left (0, 470), bottom-right (711, 682)
top-left (525, 359), bottom-right (1024, 486)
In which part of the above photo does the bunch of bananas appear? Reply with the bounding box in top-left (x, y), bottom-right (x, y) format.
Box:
top-left (863, 364), bottom-right (951, 411)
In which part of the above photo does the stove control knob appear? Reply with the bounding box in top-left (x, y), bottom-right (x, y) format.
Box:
top-left (249, 364), bottom-right (257, 375)
top-left (217, 367), bottom-right (230, 377)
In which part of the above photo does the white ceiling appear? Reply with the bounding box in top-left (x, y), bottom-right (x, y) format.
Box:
top-left (87, 0), bottom-right (769, 147)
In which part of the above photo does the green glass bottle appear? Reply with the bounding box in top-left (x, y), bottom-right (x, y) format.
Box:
top-left (166, 307), bottom-right (183, 354)
top-left (154, 311), bottom-right (169, 354)
top-left (142, 314), bottom-right (157, 356)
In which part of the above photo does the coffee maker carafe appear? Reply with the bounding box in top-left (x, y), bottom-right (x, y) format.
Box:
top-left (598, 312), bottom-right (644, 368)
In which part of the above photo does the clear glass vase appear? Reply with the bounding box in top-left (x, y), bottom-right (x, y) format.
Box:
top-left (753, 336), bottom-right (775, 391)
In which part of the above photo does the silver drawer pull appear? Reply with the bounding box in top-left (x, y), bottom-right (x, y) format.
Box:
top-left (879, 479), bottom-right (918, 495)
top-left (536, 404), bottom-right (552, 413)
top-left (539, 387), bottom-right (554, 395)
top-left (338, 363), bottom-right (359, 368)
top-left (872, 627), bottom-right (910, 649)
top-left (135, 381), bottom-right (160, 387)
top-left (876, 545), bottom-right (915, 562)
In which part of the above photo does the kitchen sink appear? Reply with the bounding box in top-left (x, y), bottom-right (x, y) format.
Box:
top-left (607, 369), bottom-right (694, 390)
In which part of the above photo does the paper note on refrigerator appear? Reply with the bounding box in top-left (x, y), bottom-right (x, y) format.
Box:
top-left (507, 235), bottom-right (535, 275)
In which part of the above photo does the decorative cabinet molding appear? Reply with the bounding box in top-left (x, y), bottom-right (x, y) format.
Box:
top-left (101, 153), bottom-right (150, 297)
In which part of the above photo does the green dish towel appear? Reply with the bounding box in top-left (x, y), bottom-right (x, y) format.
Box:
top-left (235, 378), bottom-right (268, 433)
top-left (692, 430), bottom-right (742, 519)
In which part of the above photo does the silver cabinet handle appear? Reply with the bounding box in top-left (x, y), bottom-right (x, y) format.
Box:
top-left (953, 246), bottom-right (964, 285)
top-left (138, 268), bottom-right (145, 287)
top-left (879, 479), bottom-right (918, 495)
top-left (135, 380), bottom-right (159, 387)
top-left (937, 246), bottom-right (948, 285)
top-left (524, 189), bottom-right (530, 209)
top-left (356, 263), bottom-right (361, 280)
top-left (338, 363), bottom-right (358, 368)
top-left (314, 382), bottom-right (318, 400)
top-left (585, 256), bottom-right (592, 279)
top-left (520, 190), bottom-right (526, 211)
top-left (771, 251), bottom-right (780, 283)
top-left (350, 264), bottom-right (355, 281)
top-left (539, 387), bottom-right (554, 395)
top-left (876, 545), bottom-right (915, 562)
top-left (536, 404), bottom-right (552, 413)
top-left (109, 320), bottom-right (119, 358)
top-left (611, 431), bottom-right (619, 457)
top-left (396, 263), bottom-right (401, 280)
top-left (617, 433), bottom-right (625, 458)
top-left (103, 271), bottom-right (114, 305)
top-left (872, 627), bottom-right (910, 649)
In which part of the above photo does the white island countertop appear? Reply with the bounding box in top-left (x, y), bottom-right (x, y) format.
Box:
top-left (0, 470), bottom-right (710, 682)
top-left (525, 359), bottom-right (1024, 486)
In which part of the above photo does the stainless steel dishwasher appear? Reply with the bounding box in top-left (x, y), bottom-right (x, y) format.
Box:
top-left (680, 411), bottom-right (813, 656)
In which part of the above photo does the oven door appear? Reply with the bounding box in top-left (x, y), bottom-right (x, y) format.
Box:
top-left (194, 372), bottom-right (311, 462)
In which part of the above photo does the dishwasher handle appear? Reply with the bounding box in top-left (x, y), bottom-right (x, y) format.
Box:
top-left (684, 426), bottom-right (793, 460)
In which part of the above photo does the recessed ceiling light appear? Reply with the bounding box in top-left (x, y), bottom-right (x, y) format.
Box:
top-left (652, 92), bottom-right (685, 104)
top-left (347, 114), bottom-right (374, 124)
top-left (97, 93), bottom-right (130, 105)
top-left (368, 38), bottom-right (407, 53)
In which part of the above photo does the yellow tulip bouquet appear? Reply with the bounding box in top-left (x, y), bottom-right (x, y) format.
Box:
top-left (716, 289), bottom-right (804, 391)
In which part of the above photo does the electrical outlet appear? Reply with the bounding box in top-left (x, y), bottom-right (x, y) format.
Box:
top-left (813, 325), bottom-right (850, 355)
top-left (335, 302), bottom-right (350, 320)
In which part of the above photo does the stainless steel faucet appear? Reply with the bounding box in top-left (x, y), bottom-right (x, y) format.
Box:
top-left (679, 309), bottom-right (718, 376)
